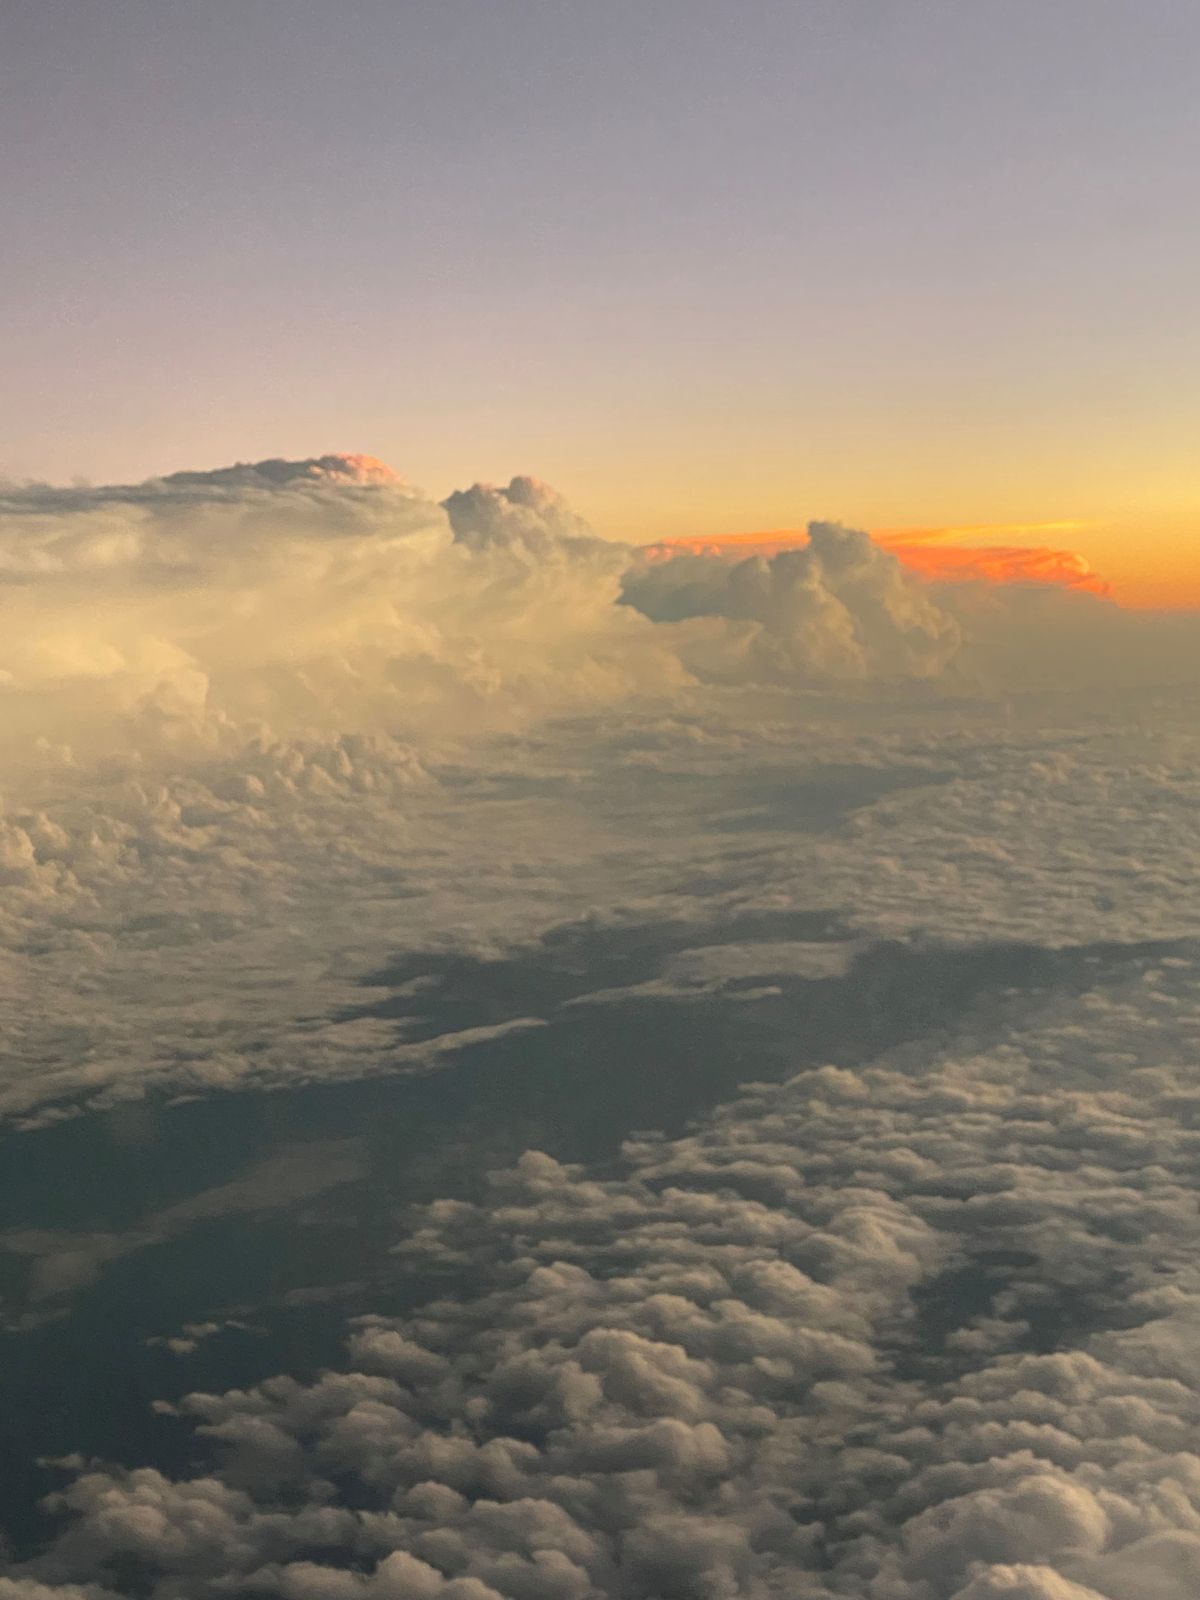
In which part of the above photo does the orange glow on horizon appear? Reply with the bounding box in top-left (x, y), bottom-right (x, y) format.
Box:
top-left (877, 541), bottom-right (1110, 595)
top-left (640, 526), bottom-right (1112, 598)
top-left (871, 520), bottom-right (1093, 546)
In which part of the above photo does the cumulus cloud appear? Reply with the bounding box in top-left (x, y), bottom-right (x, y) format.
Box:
top-left (633, 526), bottom-right (1200, 694)
top-left (622, 522), bottom-right (963, 684)
top-left (2, 453), bottom-right (1194, 791)
top-left (5, 454), bottom-right (1200, 1598)
top-left (0, 456), bottom-right (1196, 1135)
top-left (443, 476), bottom-right (601, 555)
top-left (0, 455), bottom-right (683, 774)
top-left (11, 942), bottom-right (1200, 1597)
top-left (0, 455), bottom-right (679, 1121)
top-left (950, 1568), bottom-right (1108, 1599)
top-left (0, 455), bottom-right (1195, 1126)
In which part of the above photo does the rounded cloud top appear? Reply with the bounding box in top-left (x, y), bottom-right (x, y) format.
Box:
top-left (443, 475), bottom-right (601, 552)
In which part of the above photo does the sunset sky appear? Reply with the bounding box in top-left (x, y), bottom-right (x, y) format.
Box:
top-left (3, 0), bottom-right (1198, 605)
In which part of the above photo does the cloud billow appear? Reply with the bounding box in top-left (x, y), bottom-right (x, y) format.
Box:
top-left (621, 521), bottom-right (963, 684)
top-left (12, 945), bottom-right (1200, 1598)
top-left (0, 455), bottom-right (1197, 1127)
top-left (2, 457), bottom-right (1200, 1597)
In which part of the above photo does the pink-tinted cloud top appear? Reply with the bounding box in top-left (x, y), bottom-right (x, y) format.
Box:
top-left (642, 528), bottom-right (1111, 597)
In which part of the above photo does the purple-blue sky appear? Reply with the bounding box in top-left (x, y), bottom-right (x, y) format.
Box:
top-left (4, 0), bottom-right (1199, 600)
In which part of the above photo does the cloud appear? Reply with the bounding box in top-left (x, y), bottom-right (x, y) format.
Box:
top-left (0, 457), bottom-right (1195, 1129)
top-left (0, 455), bottom-right (692, 1123)
top-left (881, 541), bottom-right (1109, 596)
top-left (5, 457), bottom-right (1200, 1597)
top-left (641, 524), bottom-right (1110, 598)
top-left (1, 453), bottom-right (1194, 795)
top-left (145, 1319), bottom-right (258, 1358)
top-left (0, 456), bottom-right (684, 769)
top-left (636, 527), bottom-right (1200, 692)
top-left (443, 476), bottom-right (602, 555)
top-left (622, 522), bottom-right (963, 684)
top-left (930, 580), bottom-right (1200, 689)
top-left (10, 944), bottom-right (1200, 1596)
top-left (950, 1568), bottom-right (1108, 1599)
top-left (876, 522), bottom-right (1108, 598)
top-left (0, 455), bottom-right (1194, 1142)
top-left (0, 1584), bottom-right (118, 1600)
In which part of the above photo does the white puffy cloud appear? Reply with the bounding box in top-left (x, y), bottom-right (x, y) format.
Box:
top-left (0, 457), bottom-right (682, 1122)
top-left (0, 455), bottom-right (684, 774)
top-left (12, 943), bottom-right (1200, 1596)
top-left (443, 476), bottom-right (600, 555)
top-left (622, 522), bottom-right (963, 685)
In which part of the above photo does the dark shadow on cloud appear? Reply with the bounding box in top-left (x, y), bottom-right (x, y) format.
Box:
top-left (0, 916), bottom-right (1191, 1558)
top-left (904, 1252), bottom-right (1149, 1382)
top-left (437, 748), bottom-right (956, 839)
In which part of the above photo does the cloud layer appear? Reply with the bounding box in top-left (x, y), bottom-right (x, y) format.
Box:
top-left (12, 943), bottom-right (1200, 1598)
top-left (2, 454), bottom-right (1195, 783)
top-left (0, 457), bottom-right (1197, 1127)
top-left (3, 455), bottom-right (1200, 1597)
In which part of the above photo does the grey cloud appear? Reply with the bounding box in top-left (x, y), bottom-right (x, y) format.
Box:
top-left (950, 1568), bottom-right (1108, 1599)
top-left (145, 1319), bottom-right (258, 1357)
top-left (0, 1584), bottom-right (120, 1600)
top-left (0, 453), bottom-right (407, 519)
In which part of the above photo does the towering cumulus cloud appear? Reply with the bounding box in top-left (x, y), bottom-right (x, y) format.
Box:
top-left (621, 522), bottom-right (962, 683)
top-left (0, 455), bottom-right (663, 768)
top-left (443, 475), bottom-right (601, 554)
top-left (2, 453), bottom-right (1192, 770)
top-left (0, 456), bottom-right (978, 1124)
top-left (3, 456), bottom-right (1200, 1598)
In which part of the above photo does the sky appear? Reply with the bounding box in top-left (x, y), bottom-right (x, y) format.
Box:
top-left (3, 0), bottom-right (1199, 603)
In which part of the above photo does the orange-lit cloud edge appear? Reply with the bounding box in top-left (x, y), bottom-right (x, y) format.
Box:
top-left (641, 523), bottom-right (1113, 599)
